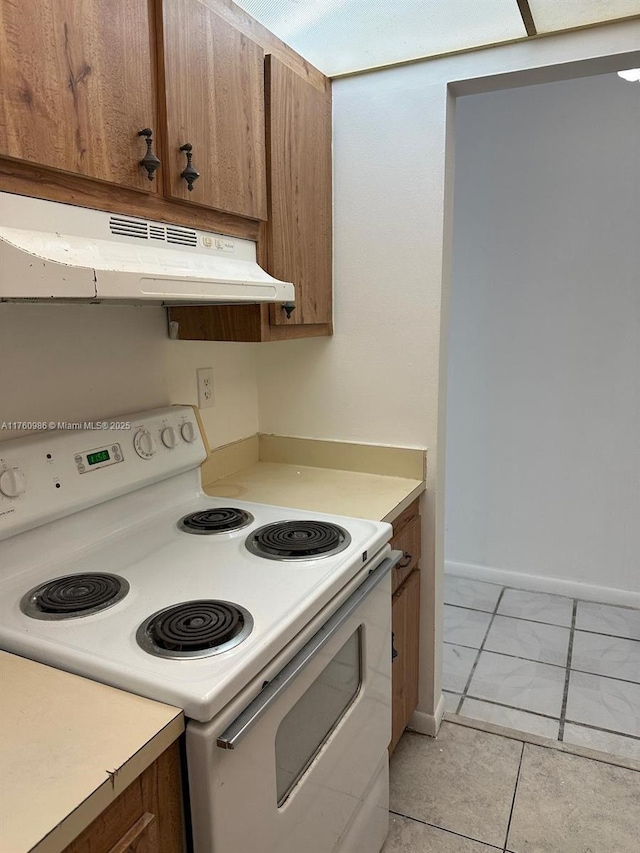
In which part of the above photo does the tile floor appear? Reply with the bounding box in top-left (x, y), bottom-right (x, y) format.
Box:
top-left (443, 575), bottom-right (640, 761)
top-left (381, 722), bottom-right (640, 852)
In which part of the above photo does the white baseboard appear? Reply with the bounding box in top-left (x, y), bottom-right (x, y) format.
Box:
top-left (408, 693), bottom-right (445, 738)
top-left (445, 559), bottom-right (640, 609)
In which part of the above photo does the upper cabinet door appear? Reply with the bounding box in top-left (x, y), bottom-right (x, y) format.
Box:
top-left (0, 0), bottom-right (158, 191)
top-left (265, 56), bottom-right (332, 327)
top-left (160, 0), bottom-right (267, 221)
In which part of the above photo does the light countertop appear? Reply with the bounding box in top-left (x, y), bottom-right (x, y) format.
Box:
top-left (204, 461), bottom-right (425, 523)
top-left (0, 651), bottom-right (183, 853)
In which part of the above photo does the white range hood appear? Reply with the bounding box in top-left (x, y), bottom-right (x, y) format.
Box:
top-left (0, 192), bottom-right (295, 305)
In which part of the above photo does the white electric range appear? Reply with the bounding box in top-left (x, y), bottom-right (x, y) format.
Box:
top-left (0, 407), bottom-right (399, 853)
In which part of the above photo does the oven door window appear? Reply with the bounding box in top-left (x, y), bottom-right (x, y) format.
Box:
top-left (275, 627), bottom-right (362, 806)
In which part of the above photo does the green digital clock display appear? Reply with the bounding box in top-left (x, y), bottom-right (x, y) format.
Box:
top-left (87, 449), bottom-right (110, 466)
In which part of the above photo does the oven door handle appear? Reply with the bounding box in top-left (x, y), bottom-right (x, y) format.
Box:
top-left (216, 549), bottom-right (403, 750)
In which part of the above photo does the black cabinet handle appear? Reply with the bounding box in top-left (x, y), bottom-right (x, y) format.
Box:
top-left (180, 143), bottom-right (200, 191)
top-left (392, 632), bottom-right (398, 661)
top-left (397, 552), bottom-right (412, 569)
top-left (138, 128), bottom-right (161, 180)
top-left (281, 302), bottom-right (295, 319)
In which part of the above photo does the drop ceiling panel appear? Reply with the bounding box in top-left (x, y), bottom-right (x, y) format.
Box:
top-left (232, 0), bottom-right (527, 76)
top-left (528, 0), bottom-right (640, 33)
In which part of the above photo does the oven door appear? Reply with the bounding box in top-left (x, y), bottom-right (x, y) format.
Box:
top-left (186, 551), bottom-right (400, 853)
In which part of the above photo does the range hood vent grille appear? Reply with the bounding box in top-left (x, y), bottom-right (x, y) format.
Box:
top-left (166, 226), bottom-right (197, 247)
top-left (109, 216), bottom-right (148, 240)
top-left (0, 193), bottom-right (295, 305)
top-left (109, 216), bottom-right (198, 247)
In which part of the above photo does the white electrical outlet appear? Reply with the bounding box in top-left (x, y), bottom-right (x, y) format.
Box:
top-left (197, 367), bottom-right (214, 409)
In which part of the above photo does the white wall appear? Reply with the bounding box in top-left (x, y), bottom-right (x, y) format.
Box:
top-left (0, 304), bottom-right (259, 449)
top-left (258, 22), bottom-right (640, 726)
top-left (445, 73), bottom-right (640, 603)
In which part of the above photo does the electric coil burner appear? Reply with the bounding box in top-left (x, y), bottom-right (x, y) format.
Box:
top-left (178, 507), bottom-right (254, 535)
top-left (136, 600), bottom-right (254, 659)
top-left (245, 520), bottom-right (351, 561)
top-left (21, 573), bottom-right (130, 620)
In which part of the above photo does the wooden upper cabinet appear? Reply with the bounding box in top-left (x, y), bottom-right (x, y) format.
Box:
top-left (264, 55), bottom-right (332, 327)
top-left (166, 53), bottom-right (333, 343)
top-left (159, 0), bottom-right (267, 220)
top-left (0, 0), bottom-right (333, 340)
top-left (0, 0), bottom-right (158, 191)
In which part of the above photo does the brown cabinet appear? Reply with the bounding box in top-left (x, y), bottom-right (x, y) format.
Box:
top-left (0, 0), bottom-right (333, 343)
top-left (0, 0), bottom-right (158, 192)
top-left (391, 514), bottom-right (420, 593)
top-left (391, 569), bottom-right (421, 753)
top-left (167, 51), bottom-right (333, 342)
top-left (390, 499), bottom-right (421, 753)
top-left (264, 55), bottom-right (332, 329)
top-left (63, 741), bottom-right (185, 853)
top-left (159, 0), bottom-right (267, 219)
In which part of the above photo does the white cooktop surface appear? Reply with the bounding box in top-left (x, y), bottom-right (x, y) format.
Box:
top-left (0, 481), bottom-right (390, 720)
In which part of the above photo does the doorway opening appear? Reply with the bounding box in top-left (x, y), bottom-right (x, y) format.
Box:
top-left (442, 70), bottom-right (640, 762)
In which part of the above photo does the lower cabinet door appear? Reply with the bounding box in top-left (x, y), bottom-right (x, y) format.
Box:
top-left (62, 741), bottom-right (184, 853)
top-left (391, 569), bottom-right (421, 752)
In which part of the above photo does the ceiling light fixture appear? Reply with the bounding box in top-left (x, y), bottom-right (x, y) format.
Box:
top-left (617, 68), bottom-right (640, 82)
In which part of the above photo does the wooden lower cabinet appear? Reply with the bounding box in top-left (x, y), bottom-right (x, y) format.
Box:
top-left (389, 498), bottom-right (421, 753)
top-left (63, 740), bottom-right (185, 853)
top-left (391, 569), bottom-right (421, 753)
top-left (391, 514), bottom-right (420, 594)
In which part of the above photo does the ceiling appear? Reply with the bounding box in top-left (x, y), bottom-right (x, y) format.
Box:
top-left (232, 0), bottom-right (640, 76)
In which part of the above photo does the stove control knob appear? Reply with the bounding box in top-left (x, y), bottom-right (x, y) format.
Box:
top-left (134, 429), bottom-right (157, 459)
top-left (181, 421), bottom-right (197, 444)
top-left (0, 468), bottom-right (26, 498)
top-left (161, 427), bottom-right (179, 449)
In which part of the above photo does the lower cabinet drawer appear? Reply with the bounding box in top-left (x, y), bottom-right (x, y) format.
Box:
top-left (106, 813), bottom-right (159, 853)
top-left (390, 515), bottom-right (421, 593)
